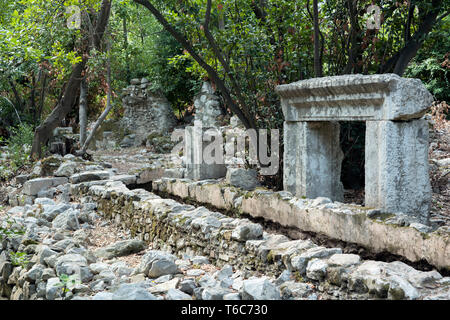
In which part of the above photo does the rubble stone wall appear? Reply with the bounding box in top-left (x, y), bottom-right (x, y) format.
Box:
top-left (67, 180), bottom-right (450, 300)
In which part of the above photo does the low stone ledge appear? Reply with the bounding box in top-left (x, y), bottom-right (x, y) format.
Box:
top-left (70, 179), bottom-right (450, 299)
top-left (152, 178), bottom-right (450, 271)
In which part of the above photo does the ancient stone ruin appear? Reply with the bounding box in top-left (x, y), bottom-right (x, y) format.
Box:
top-left (193, 82), bottom-right (223, 128)
top-left (185, 82), bottom-right (227, 180)
top-left (120, 78), bottom-right (177, 147)
top-left (276, 74), bottom-right (433, 224)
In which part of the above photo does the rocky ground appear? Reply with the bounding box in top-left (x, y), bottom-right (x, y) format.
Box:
top-left (0, 117), bottom-right (449, 301)
top-left (0, 152), bottom-right (449, 301)
top-left (0, 194), bottom-right (321, 301)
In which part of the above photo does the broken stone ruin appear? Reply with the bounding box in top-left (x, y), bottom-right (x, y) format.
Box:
top-left (90, 78), bottom-right (177, 150)
top-left (277, 74), bottom-right (433, 224)
top-left (1, 74), bottom-right (449, 302)
top-left (120, 78), bottom-right (177, 148)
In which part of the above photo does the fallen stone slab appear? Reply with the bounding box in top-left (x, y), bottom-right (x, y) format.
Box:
top-left (226, 168), bottom-right (260, 191)
top-left (94, 239), bottom-right (146, 260)
top-left (137, 250), bottom-right (179, 278)
top-left (111, 283), bottom-right (156, 300)
top-left (69, 171), bottom-right (111, 184)
top-left (132, 166), bottom-right (165, 184)
top-left (55, 161), bottom-right (78, 177)
top-left (110, 175), bottom-right (137, 185)
top-left (23, 177), bottom-right (68, 196)
top-left (241, 278), bottom-right (281, 300)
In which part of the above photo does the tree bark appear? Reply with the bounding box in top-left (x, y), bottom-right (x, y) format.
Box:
top-left (203, 0), bottom-right (257, 130)
top-left (79, 77), bottom-right (88, 146)
top-left (31, 59), bottom-right (87, 158)
top-left (37, 71), bottom-right (48, 123)
top-left (31, 0), bottom-right (112, 159)
top-left (8, 78), bottom-right (23, 112)
top-left (78, 47), bottom-right (112, 155)
top-left (313, 0), bottom-right (322, 77)
top-left (343, 0), bottom-right (362, 74)
top-left (133, 0), bottom-right (256, 131)
top-left (378, 0), bottom-right (443, 75)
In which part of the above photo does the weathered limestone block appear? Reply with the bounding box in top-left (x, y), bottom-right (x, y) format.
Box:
top-left (23, 177), bottom-right (68, 196)
top-left (365, 119), bottom-right (431, 223)
top-left (69, 171), bottom-right (111, 184)
top-left (194, 82), bottom-right (223, 127)
top-left (120, 78), bottom-right (177, 146)
top-left (226, 168), bottom-right (260, 191)
top-left (184, 125), bottom-right (226, 180)
top-left (277, 74), bottom-right (433, 121)
top-left (278, 74), bottom-right (433, 221)
top-left (283, 121), bottom-right (344, 201)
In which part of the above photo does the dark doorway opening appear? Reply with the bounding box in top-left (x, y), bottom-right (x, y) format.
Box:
top-left (339, 121), bottom-right (366, 205)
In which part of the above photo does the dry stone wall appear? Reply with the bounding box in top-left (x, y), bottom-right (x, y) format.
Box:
top-left (120, 78), bottom-right (177, 147)
top-left (67, 179), bottom-right (450, 300)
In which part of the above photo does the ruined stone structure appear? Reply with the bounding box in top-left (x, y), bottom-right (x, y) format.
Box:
top-left (194, 82), bottom-right (223, 127)
top-left (185, 82), bottom-right (226, 180)
top-left (276, 74), bottom-right (433, 224)
top-left (121, 78), bottom-right (177, 146)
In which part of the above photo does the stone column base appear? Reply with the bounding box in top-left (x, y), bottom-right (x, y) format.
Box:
top-left (365, 119), bottom-right (431, 224)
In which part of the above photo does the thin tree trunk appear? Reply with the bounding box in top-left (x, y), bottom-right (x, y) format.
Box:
top-left (123, 16), bottom-right (131, 83)
top-left (79, 77), bottom-right (88, 146)
top-left (8, 78), bottom-right (23, 112)
top-left (30, 71), bottom-right (37, 122)
top-left (37, 71), bottom-right (48, 123)
top-left (313, 0), bottom-right (322, 77)
top-left (78, 46), bottom-right (112, 155)
top-left (133, 0), bottom-right (255, 130)
top-left (203, 0), bottom-right (257, 130)
top-left (31, 0), bottom-right (111, 159)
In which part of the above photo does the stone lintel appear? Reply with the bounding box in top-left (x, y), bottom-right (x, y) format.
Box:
top-left (276, 74), bottom-right (433, 121)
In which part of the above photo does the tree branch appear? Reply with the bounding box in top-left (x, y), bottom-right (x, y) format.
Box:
top-left (133, 0), bottom-right (255, 130)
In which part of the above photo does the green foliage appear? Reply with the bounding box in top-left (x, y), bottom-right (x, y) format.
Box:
top-left (0, 122), bottom-right (34, 179)
top-left (6, 123), bottom-right (34, 167)
top-left (0, 217), bottom-right (28, 269)
top-left (9, 251), bottom-right (30, 268)
top-left (54, 273), bottom-right (81, 297)
top-left (405, 17), bottom-right (450, 103)
top-left (0, 217), bottom-right (25, 241)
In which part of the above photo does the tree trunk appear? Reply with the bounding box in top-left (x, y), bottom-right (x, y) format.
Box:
top-left (37, 72), bottom-right (48, 123)
top-left (79, 77), bottom-right (88, 146)
top-left (133, 0), bottom-right (256, 131)
top-left (123, 16), bottom-right (131, 83)
top-left (8, 78), bottom-right (23, 112)
top-left (31, 59), bottom-right (87, 159)
top-left (78, 47), bottom-right (112, 155)
top-left (30, 0), bottom-right (112, 159)
top-left (313, 0), bottom-right (322, 77)
top-left (378, 0), bottom-right (442, 75)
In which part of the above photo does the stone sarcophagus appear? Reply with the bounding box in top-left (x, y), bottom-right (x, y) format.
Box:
top-left (276, 74), bottom-right (433, 224)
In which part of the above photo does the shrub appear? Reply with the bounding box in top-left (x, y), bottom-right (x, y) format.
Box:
top-left (0, 123), bottom-right (34, 179)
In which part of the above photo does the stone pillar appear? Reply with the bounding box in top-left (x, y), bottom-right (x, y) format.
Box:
top-left (194, 82), bottom-right (223, 127)
top-left (284, 121), bottom-right (344, 201)
top-left (365, 119), bottom-right (431, 224)
top-left (184, 123), bottom-right (227, 180)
